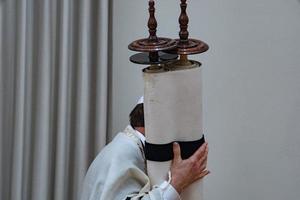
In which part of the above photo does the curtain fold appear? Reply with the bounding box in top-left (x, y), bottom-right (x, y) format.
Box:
top-left (0, 0), bottom-right (111, 199)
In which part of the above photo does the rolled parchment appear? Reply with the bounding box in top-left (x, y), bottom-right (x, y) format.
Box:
top-left (143, 62), bottom-right (205, 199)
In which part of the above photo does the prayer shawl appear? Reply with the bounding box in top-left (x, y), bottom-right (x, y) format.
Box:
top-left (80, 126), bottom-right (164, 200)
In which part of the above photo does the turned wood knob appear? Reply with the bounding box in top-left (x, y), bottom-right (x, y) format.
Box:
top-left (165, 0), bottom-right (209, 55)
top-left (179, 0), bottom-right (189, 44)
top-left (148, 0), bottom-right (158, 42)
top-left (128, 0), bottom-right (177, 65)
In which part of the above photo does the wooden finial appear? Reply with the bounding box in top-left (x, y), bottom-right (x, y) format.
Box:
top-left (128, 0), bottom-right (177, 65)
top-left (148, 0), bottom-right (158, 42)
top-left (179, 0), bottom-right (189, 44)
top-left (166, 0), bottom-right (208, 56)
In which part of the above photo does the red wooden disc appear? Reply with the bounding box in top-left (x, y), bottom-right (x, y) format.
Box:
top-left (167, 38), bottom-right (209, 55)
top-left (128, 37), bottom-right (177, 53)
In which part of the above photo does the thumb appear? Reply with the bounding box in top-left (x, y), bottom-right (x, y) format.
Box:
top-left (173, 142), bottom-right (182, 163)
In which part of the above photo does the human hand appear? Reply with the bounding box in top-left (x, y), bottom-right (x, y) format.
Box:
top-left (170, 142), bottom-right (209, 194)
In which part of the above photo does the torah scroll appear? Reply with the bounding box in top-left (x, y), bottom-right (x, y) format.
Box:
top-left (143, 62), bottom-right (205, 199)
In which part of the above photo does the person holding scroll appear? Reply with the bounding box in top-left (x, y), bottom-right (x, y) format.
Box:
top-left (81, 98), bottom-right (209, 200)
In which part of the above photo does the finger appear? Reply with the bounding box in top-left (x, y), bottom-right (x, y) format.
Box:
top-left (172, 142), bottom-right (182, 163)
top-left (198, 157), bottom-right (208, 171)
top-left (197, 146), bottom-right (209, 164)
top-left (196, 170), bottom-right (210, 180)
top-left (197, 151), bottom-right (208, 166)
top-left (192, 142), bottom-right (208, 160)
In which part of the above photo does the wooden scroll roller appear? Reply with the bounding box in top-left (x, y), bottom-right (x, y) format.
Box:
top-left (142, 1), bottom-right (210, 199)
top-left (128, 0), bottom-right (178, 68)
top-left (165, 0), bottom-right (209, 68)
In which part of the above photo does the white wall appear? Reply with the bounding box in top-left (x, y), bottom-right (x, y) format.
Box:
top-left (111, 0), bottom-right (300, 199)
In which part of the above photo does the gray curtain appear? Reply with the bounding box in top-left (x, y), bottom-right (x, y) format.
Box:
top-left (0, 0), bottom-right (111, 199)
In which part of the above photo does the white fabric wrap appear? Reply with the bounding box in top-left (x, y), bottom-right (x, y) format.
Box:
top-left (143, 65), bottom-right (204, 199)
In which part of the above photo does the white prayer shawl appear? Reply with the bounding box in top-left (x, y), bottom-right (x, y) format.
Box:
top-left (80, 126), bottom-right (164, 200)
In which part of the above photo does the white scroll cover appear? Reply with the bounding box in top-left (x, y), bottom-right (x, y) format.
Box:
top-left (143, 64), bottom-right (204, 199)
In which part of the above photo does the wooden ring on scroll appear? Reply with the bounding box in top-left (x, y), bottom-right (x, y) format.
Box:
top-left (128, 37), bottom-right (177, 53)
top-left (129, 52), bottom-right (178, 65)
top-left (165, 39), bottom-right (209, 55)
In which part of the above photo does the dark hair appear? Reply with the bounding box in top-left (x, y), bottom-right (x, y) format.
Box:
top-left (129, 103), bottom-right (144, 128)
